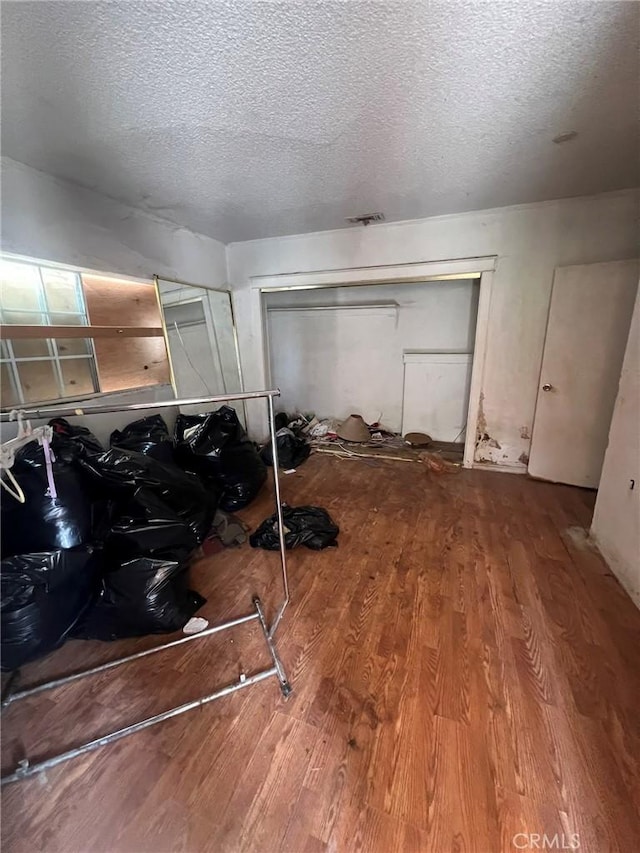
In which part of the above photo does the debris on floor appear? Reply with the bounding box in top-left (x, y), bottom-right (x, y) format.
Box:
top-left (250, 504), bottom-right (339, 550)
top-left (403, 431), bottom-right (432, 447)
top-left (260, 426), bottom-right (311, 468)
top-left (205, 509), bottom-right (250, 548)
top-left (420, 450), bottom-right (460, 473)
top-left (183, 616), bottom-right (209, 635)
top-left (336, 413), bottom-right (370, 443)
top-left (300, 409), bottom-right (463, 469)
top-left (260, 412), bottom-right (315, 468)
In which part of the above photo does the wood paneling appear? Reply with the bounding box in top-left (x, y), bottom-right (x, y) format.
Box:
top-left (81, 275), bottom-right (162, 328)
top-left (92, 337), bottom-right (170, 393)
top-left (2, 457), bottom-right (639, 852)
top-left (81, 274), bottom-right (169, 392)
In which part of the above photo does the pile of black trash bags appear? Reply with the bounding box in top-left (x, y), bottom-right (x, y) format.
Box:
top-left (1, 406), bottom-right (267, 671)
top-left (259, 412), bottom-right (311, 469)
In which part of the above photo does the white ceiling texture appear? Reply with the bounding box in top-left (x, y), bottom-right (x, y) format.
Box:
top-left (2, 1), bottom-right (638, 243)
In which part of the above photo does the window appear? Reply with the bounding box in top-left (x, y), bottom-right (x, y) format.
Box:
top-left (0, 257), bottom-right (171, 407)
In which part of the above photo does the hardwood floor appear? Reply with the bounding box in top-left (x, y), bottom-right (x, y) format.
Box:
top-left (2, 454), bottom-right (640, 852)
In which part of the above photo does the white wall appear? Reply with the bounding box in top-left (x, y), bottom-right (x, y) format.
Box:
top-left (591, 286), bottom-right (640, 608)
top-left (1, 157), bottom-right (228, 439)
top-left (227, 189), bottom-right (639, 463)
top-left (1, 157), bottom-right (227, 287)
top-left (265, 279), bottom-right (479, 432)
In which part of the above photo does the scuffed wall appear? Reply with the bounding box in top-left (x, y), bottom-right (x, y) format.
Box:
top-left (1, 157), bottom-right (227, 287)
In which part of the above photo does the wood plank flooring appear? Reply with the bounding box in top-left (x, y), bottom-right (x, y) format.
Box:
top-left (2, 454), bottom-right (640, 852)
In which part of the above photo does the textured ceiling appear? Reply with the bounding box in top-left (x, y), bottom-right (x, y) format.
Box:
top-left (2, 1), bottom-right (638, 243)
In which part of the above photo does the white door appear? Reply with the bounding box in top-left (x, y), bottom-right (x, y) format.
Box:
top-left (402, 352), bottom-right (473, 441)
top-left (528, 260), bottom-right (639, 487)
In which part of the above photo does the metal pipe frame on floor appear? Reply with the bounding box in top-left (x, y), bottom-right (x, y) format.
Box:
top-left (0, 389), bottom-right (292, 786)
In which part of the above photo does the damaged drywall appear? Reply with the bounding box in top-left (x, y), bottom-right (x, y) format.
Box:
top-left (474, 391), bottom-right (529, 467)
top-left (474, 391), bottom-right (502, 463)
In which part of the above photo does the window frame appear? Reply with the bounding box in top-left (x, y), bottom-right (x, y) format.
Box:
top-left (0, 253), bottom-right (173, 409)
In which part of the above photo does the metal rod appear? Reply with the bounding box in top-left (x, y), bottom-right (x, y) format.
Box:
top-left (266, 302), bottom-right (398, 313)
top-left (153, 275), bottom-right (232, 295)
top-left (0, 389), bottom-right (281, 421)
top-left (227, 291), bottom-right (248, 428)
top-left (253, 597), bottom-right (291, 698)
top-left (2, 613), bottom-right (260, 708)
top-left (266, 393), bottom-right (290, 639)
top-left (1, 667), bottom-right (278, 786)
top-left (1, 388), bottom-right (294, 786)
top-left (1, 671), bottom-right (19, 707)
top-left (0, 353), bottom-right (96, 363)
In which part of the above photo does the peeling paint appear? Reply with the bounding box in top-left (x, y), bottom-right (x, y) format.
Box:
top-left (518, 452), bottom-right (530, 465)
top-left (476, 431), bottom-right (501, 450)
top-left (476, 391), bottom-right (487, 438)
top-left (475, 392), bottom-right (505, 459)
top-left (520, 425), bottom-right (531, 440)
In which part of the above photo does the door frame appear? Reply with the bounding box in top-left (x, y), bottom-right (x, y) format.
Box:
top-left (250, 256), bottom-right (496, 469)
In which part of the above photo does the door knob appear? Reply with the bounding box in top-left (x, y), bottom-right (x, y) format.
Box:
top-left (542, 383), bottom-right (554, 392)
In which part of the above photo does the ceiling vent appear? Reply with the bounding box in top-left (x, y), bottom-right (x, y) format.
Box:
top-left (345, 212), bottom-right (385, 226)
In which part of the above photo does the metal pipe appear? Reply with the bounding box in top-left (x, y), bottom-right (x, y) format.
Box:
top-left (253, 597), bottom-right (291, 697)
top-left (2, 613), bottom-right (260, 708)
top-left (0, 389), bottom-right (281, 421)
top-left (153, 275), bottom-right (233, 295)
top-left (266, 303), bottom-right (398, 312)
top-left (227, 292), bottom-right (248, 428)
top-left (1, 671), bottom-right (19, 707)
top-left (1, 667), bottom-right (278, 786)
top-left (266, 393), bottom-right (290, 639)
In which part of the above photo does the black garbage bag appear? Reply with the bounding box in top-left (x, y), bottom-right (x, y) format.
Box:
top-left (78, 447), bottom-right (218, 544)
top-left (49, 417), bottom-right (104, 461)
top-left (1, 443), bottom-right (93, 559)
top-left (1, 547), bottom-right (101, 671)
top-left (73, 557), bottom-right (205, 640)
top-left (260, 427), bottom-right (311, 469)
top-left (47, 418), bottom-right (112, 519)
top-left (174, 406), bottom-right (267, 512)
top-left (250, 504), bottom-right (339, 551)
top-left (110, 415), bottom-right (174, 464)
top-left (103, 489), bottom-right (199, 564)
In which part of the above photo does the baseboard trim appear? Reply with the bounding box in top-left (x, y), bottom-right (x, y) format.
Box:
top-left (472, 462), bottom-right (527, 474)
